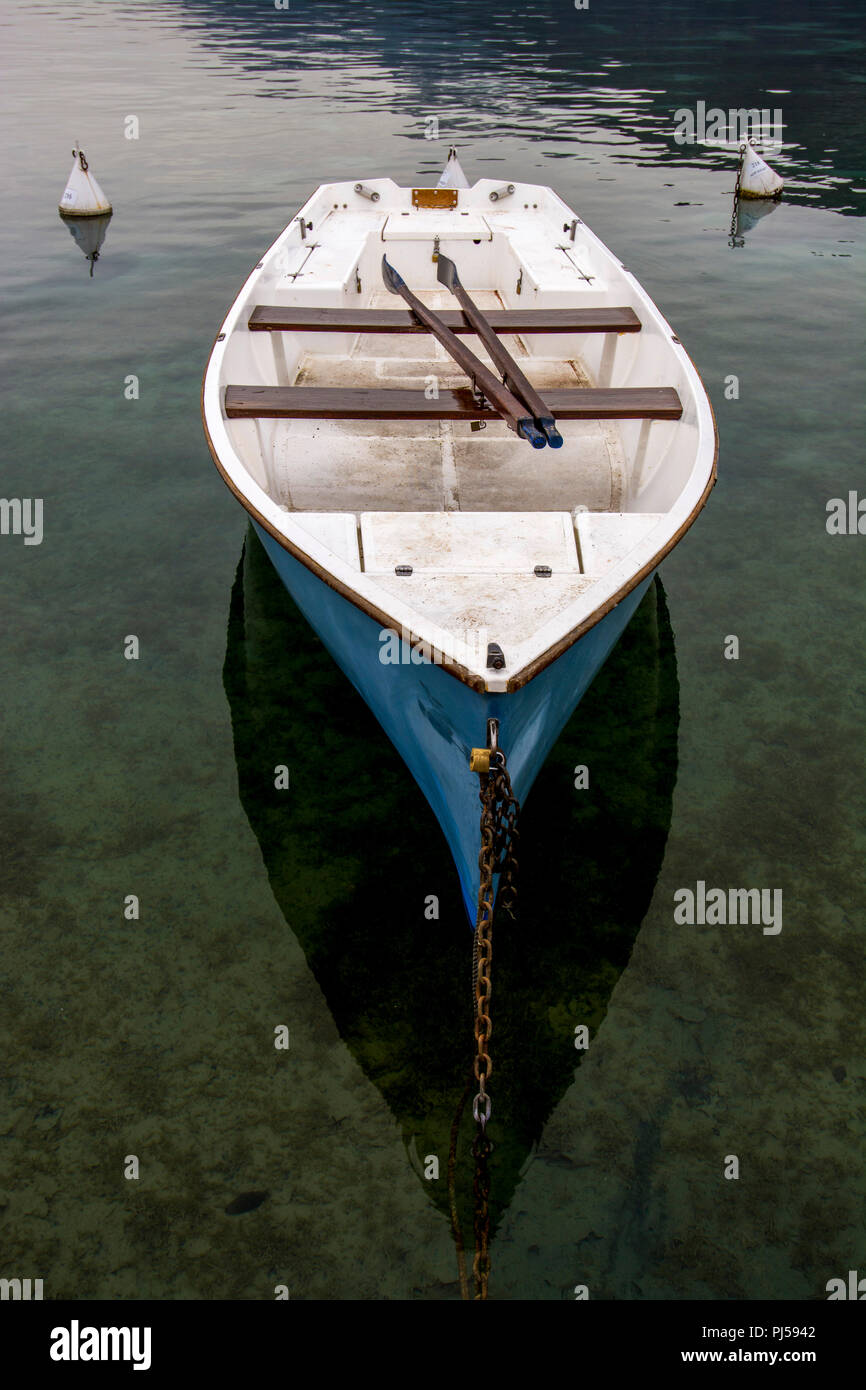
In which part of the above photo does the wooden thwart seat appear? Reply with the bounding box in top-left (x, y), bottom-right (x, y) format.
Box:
top-left (247, 305), bottom-right (642, 334)
top-left (225, 385), bottom-right (682, 421)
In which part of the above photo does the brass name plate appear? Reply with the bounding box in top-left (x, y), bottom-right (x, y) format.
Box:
top-left (411, 187), bottom-right (459, 210)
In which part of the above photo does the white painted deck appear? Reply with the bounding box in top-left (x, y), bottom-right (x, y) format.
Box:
top-left (360, 511), bottom-right (580, 575)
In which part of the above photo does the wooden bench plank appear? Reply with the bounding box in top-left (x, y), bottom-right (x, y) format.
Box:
top-left (225, 385), bottom-right (682, 421)
top-left (247, 305), bottom-right (642, 334)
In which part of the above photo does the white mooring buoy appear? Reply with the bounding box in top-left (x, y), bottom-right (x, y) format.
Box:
top-left (737, 141), bottom-right (783, 199)
top-left (59, 146), bottom-right (112, 218)
top-left (437, 146), bottom-right (470, 191)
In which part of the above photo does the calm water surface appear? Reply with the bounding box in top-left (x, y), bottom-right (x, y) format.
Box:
top-left (1, 0), bottom-right (864, 1299)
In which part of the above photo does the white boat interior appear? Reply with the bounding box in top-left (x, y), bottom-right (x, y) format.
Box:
top-left (203, 178), bottom-right (716, 690)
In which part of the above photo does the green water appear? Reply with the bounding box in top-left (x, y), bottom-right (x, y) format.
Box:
top-left (1, 0), bottom-right (863, 1300)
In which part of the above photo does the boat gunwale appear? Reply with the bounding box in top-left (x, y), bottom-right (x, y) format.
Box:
top-left (202, 179), bottom-right (718, 693)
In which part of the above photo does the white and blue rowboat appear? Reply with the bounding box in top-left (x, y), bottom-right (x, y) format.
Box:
top-left (202, 157), bottom-right (717, 921)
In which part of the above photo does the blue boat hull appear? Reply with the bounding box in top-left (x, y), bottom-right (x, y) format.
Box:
top-left (253, 522), bottom-right (653, 922)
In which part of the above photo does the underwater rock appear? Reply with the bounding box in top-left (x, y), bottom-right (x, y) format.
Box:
top-left (224, 1190), bottom-right (269, 1215)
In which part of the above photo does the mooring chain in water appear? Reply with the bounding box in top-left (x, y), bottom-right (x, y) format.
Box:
top-left (734, 143), bottom-right (745, 202)
top-left (729, 144), bottom-right (746, 246)
top-left (450, 719), bottom-right (520, 1300)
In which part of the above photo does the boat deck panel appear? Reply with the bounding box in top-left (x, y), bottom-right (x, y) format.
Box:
top-left (382, 213), bottom-right (492, 241)
top-left (290, 512), bottom-right (362, 569)
top-left (576, 511), bottom-right (666, 574)
top-left (372, 572), bottom-right (595, 657)
top-left (273, 432), bottom-right (447, 513)
top-left (266, 420), bottom-right (619, 514)
top-left (451, 433), bottom-right (620, 512)
top-left (508, 234), bottom-right (608, 297)
top-left (360, 511), bottom-right (580, 574)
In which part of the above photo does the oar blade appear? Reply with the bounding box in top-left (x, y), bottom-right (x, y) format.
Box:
top-left (381, 254), bottom-right (405, 296)
top-left (435, 252), bottom-right (459, 292)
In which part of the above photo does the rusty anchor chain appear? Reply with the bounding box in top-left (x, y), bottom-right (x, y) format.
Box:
top-left (449, 717), bottom-right (520, 1301)
top-left (729, 143), bottom-right (746, 247)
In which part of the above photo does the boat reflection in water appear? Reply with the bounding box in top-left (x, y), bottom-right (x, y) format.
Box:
top-left (58, 210), bottom-right (112, 276)
top-left (223, 525), bottom-right (679, 1254)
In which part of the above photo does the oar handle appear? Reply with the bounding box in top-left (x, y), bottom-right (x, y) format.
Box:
top-left (535, 418), bottom-right (563, 448)
top-left (518, 421), bottom-right (547, 448)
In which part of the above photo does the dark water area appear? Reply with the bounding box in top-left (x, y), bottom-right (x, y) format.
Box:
top-left (0, 0), bottom-right (863, 1300)
top-left (178, 0), bottom-right (866, 214)
top-left (225, 538), bottom-right (678, 1254)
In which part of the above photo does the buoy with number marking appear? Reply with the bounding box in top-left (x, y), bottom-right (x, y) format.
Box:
top-left (59, 146), bottom-right (112, 218)
top-left (738, 141), bottom-right (783, 199)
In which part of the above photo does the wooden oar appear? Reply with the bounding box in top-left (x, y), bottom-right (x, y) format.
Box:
top-left (381, 257), bottom-right (547, 448)
top-left (436, 253), bottom-right (563, 448)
